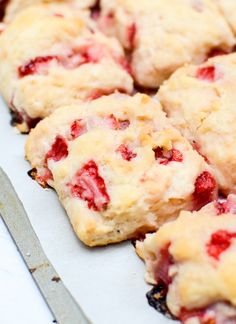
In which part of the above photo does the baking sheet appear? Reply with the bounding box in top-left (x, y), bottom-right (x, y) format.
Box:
top-left (0, 96), bottom-right (172, 324)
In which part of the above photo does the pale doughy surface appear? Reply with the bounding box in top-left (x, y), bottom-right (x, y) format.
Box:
top-left (3, 0), bottom-right (96, 22)
top-left (217, 0), bottom-right (236, 34)
top-left (99, 0), bottom-right (235, 88)
top-left (26, 93), bottom-right (212, 246)
top-left (158, 53), bottom-right (236, 195)
top-left (137, 195), bottom-right (236, 320)
top-left (0, 4), bottom-right (133, 132)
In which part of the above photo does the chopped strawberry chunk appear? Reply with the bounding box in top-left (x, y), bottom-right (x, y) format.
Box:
top-left (196, 66), bottom-right (216, 82)
top-left (215, 200), bottom-right (230, 215)
top-left (155, 243), bottom-right (173, 286)
top-left (154, 147), bottom-right (183, 165)
top-left (104, 114), bottom-right (130, 130)
top-left (70, 119), bottom-right (86, 140)
top-left (116, 144), bottom-right (137, 161)
top-left (118, 119), bottom-right (130, 130)
top-left (18, 56), bottom-right (58, 78)
top-left (193, 171), bottom-right (216, 210)
top-left (53, 13), bottom-right (64, 18)
top-left (127, 23), bottom-right (136, 48)
top-left (180, 308), bottom-right (214, 324)
top-left (37, 168), bottom-right (53, 186)
top-left (215, 196), bottom-right (236, 215)
top-left (207, 230), bottom-right (236, 260)
top-left (46, 136), bottom-right (68, 162)
top-left (68, 160), bottom-right (110, 211)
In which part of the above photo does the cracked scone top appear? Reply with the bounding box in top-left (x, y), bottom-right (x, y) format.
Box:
top-left (136, 195), bottom-right (236, 324)
top-left (26, 93), bottom-right (216, 246)
top-left (158, 53), bottom-right (236, 194)
top-left (2, 0), bottom-right (97, 22)
top-left (0, 4), bottom-right (133, 133)
top-left (217, 0), bottom-right (236, 35)
top-left (98, 0), bottom-right (235, 88)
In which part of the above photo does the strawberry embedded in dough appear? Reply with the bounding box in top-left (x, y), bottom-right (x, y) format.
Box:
top-left (116, 144), bottom-right (137, 161)
top-left (207, 230), bottom-right (236, 260)
top-left (104, 114), bottom-right (130, 130)
top-left (68, 160), bottom-right (110, 211)
top-left (18, 56), bottom-right (58, 78)
top-left (154, 243), bottom-right (173, 287)
top-left (195, 66), bottom-right (216, 82)
top-left (70, 119), bottom-right (86, 140)
top-left (154, 147), bottom-right (183, 165)
top-left (179, 307), bottom-right (214, 324)
top-left (127, 23), bottom-right (136, 49)
top-left (45, 136), bottom-right (68, 162)
top-left (193, 171), bottom-right (216, 210)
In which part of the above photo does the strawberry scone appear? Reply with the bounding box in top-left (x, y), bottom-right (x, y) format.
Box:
top-left (137, 195), bottom-right (236, 324)
top-left (98, 0), bottom-right (235, 88)
top-left (217, 0), bottom-right (236, 35)
top-left (1, 0), bottom-right (97, 22)
top-left (26, 94), bottom-right (216, 246)
top-left (158, 53), bottom-right (236, 194)
top-left (0, 4), bottom-right (133, 133)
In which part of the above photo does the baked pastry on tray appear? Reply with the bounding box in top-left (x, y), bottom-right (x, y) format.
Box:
top-left (0, 4), bottom-right (133, 133)
top-left (98, 0), bottom-right (235, 88)
top-left (158, 53), bottom-right (236, 195)
top-left (137, 195), bottom-right (236, 324)
top-left (1, 0), bottom-right (97, 22)
top-left (25, 93), bottom-right (216, 246)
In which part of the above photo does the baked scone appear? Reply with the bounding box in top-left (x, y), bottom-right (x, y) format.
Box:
top-left (217, 0), bottom-right (236, 35)
top-left (2, 0), bottom-right (97, 22)
top-left (158, 53), bottom-right (236, 195)
top-left (136, 195), bottom-right (236, 324)
top-left (25, 93), bottom-right (216, 246)
top-left (0, 4), bottom-right (133, 133)
top-left (98, 0), bottom-right (235, 88)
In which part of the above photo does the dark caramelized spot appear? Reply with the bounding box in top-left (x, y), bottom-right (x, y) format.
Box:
top-left (0, 0), bottom-right (9, 21)
top-left (146, 285), bottom-right (176, 320)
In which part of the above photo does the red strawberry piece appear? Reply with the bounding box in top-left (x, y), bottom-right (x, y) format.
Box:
top-left (116, 144), bottom-right (137, 161)
top-left (127, 23), bottom-right (136, 48)
top-left (68, 160), bottom-right (110, 211)
top-left (45, 136), bottom-right (68, 162)
top-left (154, 147), bottom-right (183, 165)
top-left (70, 119), bottom-right (86, 140)
top-left (18, 56), bottom-right (58, 78)
top-left (179, 308), bottom-right (213, 324)
top-left (37, 167), bottom-right (53, 186)
top-left (196, 66), bottom-right (216, 82)
top-left (207, 230), bottom-right (236, 260)
top-left (118, 119), bottom-right (130, 130)
top-left (53, 13), bottom-right (64, 18)
top-left (193, 171), bottom-right (216, 210)
top-left (104, 114), bottom-right (130, 130)
top-left (155, 243), bottom-right (174, 286)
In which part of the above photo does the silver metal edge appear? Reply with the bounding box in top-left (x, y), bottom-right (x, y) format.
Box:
top-left (0, 167), bottom-right (91, 324)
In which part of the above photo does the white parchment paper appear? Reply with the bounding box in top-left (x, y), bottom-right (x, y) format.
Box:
top-left (0, 97), bottom-right (173, 324)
